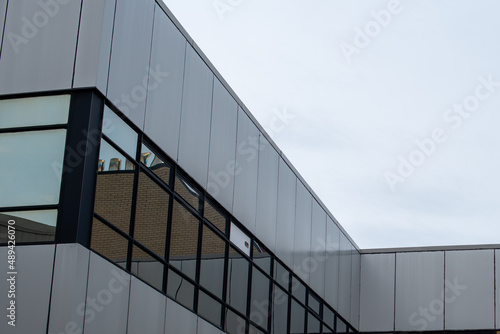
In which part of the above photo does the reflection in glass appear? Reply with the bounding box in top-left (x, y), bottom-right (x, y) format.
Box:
top-left (167, 269), bottom-right (194, 311)
top-left (271, 284), bottom-right (288, 334)
top-left (102, 106), bottom-right (138, 158)
top-left (250, 267), bottom-right (270, 331)
top-left (0, 211), bottom-right (57, 243)
top-left (175, 174), bottom-right (201, 211)
top-left (225, 308), bottom-right (246, 334)
top-left (274, 261), bottom-right (290, 290)
top-left (253, 240), bottom-right (271, 275)
top-left (0, 95), bottom-right (70, 129)
top-left (90, 218), bottom-right (128, 269)
top-left (0, 130), bottom-right (66, 207)
top-left (134, 172), bottom-right (170, 256)
top-left (323, 324), bottom-right (334, 334)
top-left (98, 138), bottom-right (135, 171)
top-left (198, 290), bottom-right (222, 327)
top-left (249, 325), bottom-right (265, 334)
top-left (337, 317), bottom-right (348, 334)
top-left (227, 246), bottom-right (249, 315)
top-left (200, 224), bottom-right (226, 298)
top-left (291, 276), bottom-right (306, 305)
top-left (308, 312), bottom-right (321, 334)
top-left (323, 305), bottom-right (335, 330)
top-left (309, 292), bottom-right (321, 315)
top-left (290, 299), bottom-right (305, 334)
top-left (131, 244), bottom-right (164, 291)
top-left (141, 143), bottom-right (171, 186)
top-left (204, 200), bottom-right (226, 233)
top-left (169, 201), bottom-right (199, 280)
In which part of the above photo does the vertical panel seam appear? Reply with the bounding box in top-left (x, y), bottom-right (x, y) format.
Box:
top-left (104, 0), bottom-right (118, 97)
top-left (0, 0), bottom-right (10, 62)
top-left (393, 252), bottom-right (396, 332)
top-left (142, 2), bottom-right (157, 132)
top-left (204, 75), bottom-right (215, 191)
top-left (229, 107), bottom-right (239, 214)
top-left (70, 0), bottom-right (84, 88)
top-left (176, 42), bottom-right (188, 162)
top-left (443, 251), bottom-right (446, 330)
top-left (45, 244), bottom-right (58, 334)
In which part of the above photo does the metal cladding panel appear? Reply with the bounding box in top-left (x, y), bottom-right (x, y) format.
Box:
top-left (127, 276), bottom-right (166, 334)
top-left (165, 298), bottom-right (197, 334)
top-left (232, 108), bottom-right (259, 234)
top-left (198, 318), bottom-right (225, 334)
top-left (106, 0), bottom-right (155, 129)
top-left (83, 252), bottom-right (131, 334)
top-left (324, 217), bottom-right (340, 309)
top-left (48, 244), bottom-right (91, 334)
top-left (359, 253), bottom-right (395, 332)
top-left (496, 250), bottom-right (500, 329)
top-left (73, 0), bottom-right (116, 92)
top-left (275, 158), bottom-right (297, 268)
top-left (395, 251), bottom-right (444, 332)
top-left (144, 7), bottom-right (186, 161)
top-left (0, 0), bottom-right (81, 94)
top-left (293, 181), bottom-right (312, 284)
top-left (0, 245), bottom-right (54, 333)
top-left (338, 234), bottom-right (352, 321)
top-left (0, 0), bottom-right (7, 54)
top-left (444, 249), bottom-right (495, 330)
top-left (177, 44), bottom-right (213, 186)
top-left (309, 200), bottom-right (326, 297)
top-left (206, 78), bottom-right (238, 211)
top-left (350, 250), bottom-right (361, 330)
top-left (255, 135), bottom-right (279, 253)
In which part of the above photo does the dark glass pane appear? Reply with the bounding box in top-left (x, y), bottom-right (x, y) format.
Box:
top-left (271, 284), bottom-right (288, 334)
top-left (227, 246), bottom-right (249, 315)
top-left (200, 224), bottom-right (226, 298)
top-left (253, 240), bottom-right (271, 276)
top-left (0, 211), bottom-right (56, 243)
top-left (131, 244), bottom-right (164, 291)
top-left (323, 305), bottom-right (335, 330)
top-left (95, 139), bottom-right (135, 234)
top-left (134, 172), bottom-right (169, 256)
top-left (204, 200), bottom-right (226, 233)
top-left (102, 106), bottom-right (138, 158)
top-left (198, 290), bottom-right (222, 327)
top-left (90, 218), bottom-right (128, 269)
top-left (274, 261), bottom-right (290, 290)
top-left (167, 269), bottom-right (194, 311)
top-left (309, 293), bottom-right (321, 315)
top-left (225, 308), bottom-right (247, 334)
top-left (169, 201), bottom-right (199, 280)
top-left (291, 276), bottom-right (306, 305)
top-left (175, 174), bottom-right (201, 211)
top-left (290, 299), bottom-right (305, 334)
top-left (337, 316), bottom-right (348, 334)
top-left (323, 324), bottom-right (334, 334)
top-left (249, 325), bottom-right (266, 334)
top-left (140, 143), bottom-right (171, 186)
top-left (308, 312), bottom-right (321, 334)
top-left (250, 267), bottom-right (270, 331)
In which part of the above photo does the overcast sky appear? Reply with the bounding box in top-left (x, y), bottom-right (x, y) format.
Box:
top-left (162, 0), bottom-right (500, 249)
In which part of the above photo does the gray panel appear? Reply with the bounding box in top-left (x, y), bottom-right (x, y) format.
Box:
top-left (206, 78), bottom-right (238, 211)
top-left (128, 276), bottom-right (166, 334)
top-left (48, 244), bottom-right (91, 334)
top-left (275, 158), bottom-right (296, 268)
top-left (106, 0), bottom-right (155, 129)
top-left (232, 108), bottom-right (259, 233)
top-left (350, 250), bottom-right (361, 330)
top-left (0, 0), bottom-right (82, 94)
top-left (445, 250), bottom-right (495, 330)
top-left (497, 250), bottom-right (500, 329)
top-left (177, 44), bottom-right (213, 186)
top-left (338, 234), bottom-right (352, 321)
top-left (0, 0), bottom-right (6, 54)
top-left (144, 6), bottom-right (186, 161)
top-left (83, 252), bottom-right (130, 334)
top-left (198, 318), bottom-right (225, 334)
top-left (395, 251), bottom-right (444, 332)
top-left (324, 217), bottom-right (340, 309)
top-left (255, 135), bottom-right (279, 253)
top-left (293, 181), bottom-right (312, 284)
top-left (309, 200), bottom-right (326, 297)
top-left (165, 298), bottom-right (197, 334)
top-left (0, 245), bottom-right (54, 334)
top-left (359, 253), bottom-right (395, 332)
top-left (73, 0), bottom-right (116, 92)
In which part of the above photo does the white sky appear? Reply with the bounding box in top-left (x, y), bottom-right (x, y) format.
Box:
top-left (162, 0), bottom-right (500, 249)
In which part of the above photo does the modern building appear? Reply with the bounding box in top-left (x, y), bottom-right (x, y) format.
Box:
top-left (0, 1), bottom-right (499, 334)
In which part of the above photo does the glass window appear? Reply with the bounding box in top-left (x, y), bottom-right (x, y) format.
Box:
top-left (102, 106), bottom-right (138, 158)
top-left (0, 210), bottom-right (57, 243)
top-left (271, 284), bottom-right (288, 334)
top-left (291, 276), bottom-right (306, 305)
top-left (227, 246), bottom-right (249, 315)
top-left (200, 224), bottom-right (226, 298)
top-left (167, 269), bottom-right (194, 311)
top-left (169, 201), bottom-right (199, 280)
top-left (230, 222), bottom-right (251, 257)
top-left (140, 143), bottom-right (171, 186)
top-left (323, 306), bottom-right (335, 330)
top-left (204, 200), bottom-right (226, 233)
top-left (309, 292), bottom-right (321, 315)
top-left (323, 324), bottom-right (334, 334)
top-left (308, 312), bottom-right (321, 333)
top-left (131, 244), bottom-right (164, 291)
top-left (253, 240), bottom-right (271, 276)
top-left (274, 261), bottom-right (290, 290)
top-left (133, 172), bottom-right (170, 256)
top-left (198, 290), bottom-right (222, 327)
top-left (249, 325), bottom-right (266, 334)
top-left (175, 174), bottom-right (201, 211)
top-left (0, 129), bottom-right (66, 207)
top-left (225, 308), bottom-right (246, 334)
top-left (0, 95), bottom-right (70, 129)
top-left (90, 218), bottom-right (129, 269)
top-left (250, 267), bottom-right (270, 331)
top-left (290, 299), bottom-right (305, 334)
top-left (337, 316), bottom-right (348, 334)
top-left (98, 138), bottom-right (135, 172)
